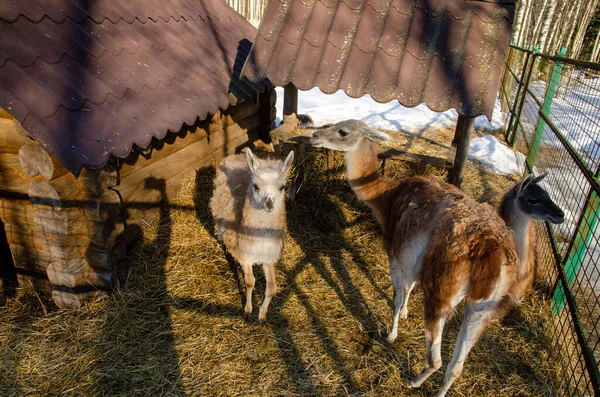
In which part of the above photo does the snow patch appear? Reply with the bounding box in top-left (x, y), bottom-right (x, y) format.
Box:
top-left (468, 135), bottom-right (525, 176)
top-left (275, 87), bottom-right (516, 175)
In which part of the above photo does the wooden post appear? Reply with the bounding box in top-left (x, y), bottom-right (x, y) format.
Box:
top-left (258, 88), bottom-right (277, 142)
top-left (450, 115), bottom-right (475, 187)
top-left (283, 83), bottom-right (298, 119)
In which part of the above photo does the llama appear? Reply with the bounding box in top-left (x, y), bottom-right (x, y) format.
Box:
top-left (499, 172), bottom-right (564, 298)
top-left (210, 148), bottom-right (294, 323)
top-left (309, 119), bottom-right (550, 396)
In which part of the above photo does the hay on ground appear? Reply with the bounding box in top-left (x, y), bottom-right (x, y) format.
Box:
top-left (0, 126), bottom-right (562, 396)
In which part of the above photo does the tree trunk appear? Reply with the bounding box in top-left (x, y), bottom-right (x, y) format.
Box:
top-left (565, 1), bottom-right (586, 55)
top-left (592, 29), bottom-right (600, 61)
top-left (512, 0), bottom-right (528, 44)
top-left (571, 1), bottom-right (596, 58)
top-left (536, 0), bottom-right (559, 52)
top-left (517, 0), bottom-right (532, 46)
top-left (531, 0), bottom-right (550, 46)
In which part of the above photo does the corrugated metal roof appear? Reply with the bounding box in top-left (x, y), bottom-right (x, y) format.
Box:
top-left (241, 0), bottom-right (515, 120)
top-left (0, 0), bottom-right (268, 176)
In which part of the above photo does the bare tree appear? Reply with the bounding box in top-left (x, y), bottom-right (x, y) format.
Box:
top-left (591, 29), bottom-right (600, 61)
top-left (572, 0), bottom-right (600, 58)
top-left (536, 0), bottom-right (560, 52)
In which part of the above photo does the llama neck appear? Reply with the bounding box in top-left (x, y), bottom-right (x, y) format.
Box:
top-left (242, 196), bottom-right (285, 232)
top-left (345, 140), bottom-right (394, 219)
top-left (500, 191), bottom-right (531, 274)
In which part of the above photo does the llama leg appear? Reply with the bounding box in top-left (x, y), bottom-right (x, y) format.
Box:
top-left (434, 302), bottom-right (491, 397)
top-left (409, 315), bottom-right (446, 388)
top-left (258, 263), bottom-right (277, 323)
top-left (387, 259), bottom-right (415, 342)
top-left (400, 281), bottom-right (416, 319)
top-left (241, 263), bottom-right (255, 320)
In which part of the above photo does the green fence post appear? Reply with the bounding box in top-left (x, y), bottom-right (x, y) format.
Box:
top-left (524, 47), bottom-right (567, 176)
top-left (553, 188), bottom-right (600, 314)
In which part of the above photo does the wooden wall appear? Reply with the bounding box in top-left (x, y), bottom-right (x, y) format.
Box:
top-left (0, 90), bottom-right (275, 308)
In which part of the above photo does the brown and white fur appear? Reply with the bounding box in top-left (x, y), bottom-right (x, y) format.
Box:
top-left (210, 148), bottom-right (294, 323)
top-left (499, 172), bottom-right (564, 298)
top-left (310, 119), bottom-right (553, 396)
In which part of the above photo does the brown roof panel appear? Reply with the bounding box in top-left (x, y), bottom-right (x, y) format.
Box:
top-left (326, 2), bottom-right (361, 51)
top-left (303, 0), bottom-right (336, 47)
top-left (314, 42), bottom-right (348, 94)
top-left (0, 0), bottom-right (268, 176)
top-left (290, 41), bottom-right (323, 90)
top-left (242, 0), bottom-right (516, 120)
top-left (280, 0), bottom-right (314, 45)
top-left (352, 4), bottom-right (386, 54)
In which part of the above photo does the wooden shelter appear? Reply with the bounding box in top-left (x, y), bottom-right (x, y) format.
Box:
top-left (0, 0), bottom-right (275, 308)
top-left (241, 0), bottom-right (517, 186)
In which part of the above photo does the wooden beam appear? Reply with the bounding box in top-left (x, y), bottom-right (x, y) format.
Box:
top-left (450, 115), bottom-right (475, 188)
top-left (283, 83), bottom-right (298, 117)
top-left (18, 143), bottom-right (68, 181)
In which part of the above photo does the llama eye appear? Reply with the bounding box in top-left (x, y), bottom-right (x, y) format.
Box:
top-left (527, 198), bottom-right (540, 205)
top-left (253, 184), bottom-right (260, 192)
top-left (338, 129), bottom-right (348, 137)
top-left (279, 185), bottom-right (285, 192)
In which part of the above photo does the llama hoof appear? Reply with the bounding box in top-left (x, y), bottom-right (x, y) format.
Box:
top-left (386, 332), bottom-right (397, 343)
top-left (243, 311), bottom-right (252, 321)
top-left (399, 310), bottom-right (408, 319)
top-left (258, 317), bottom-right (267, 325)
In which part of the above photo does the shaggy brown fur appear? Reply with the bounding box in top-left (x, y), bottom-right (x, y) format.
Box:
top-left (310, 120), bottom-right (524, 397)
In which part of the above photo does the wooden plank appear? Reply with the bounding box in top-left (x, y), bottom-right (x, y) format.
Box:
top-left (118, 116), bottom-right (257, 204)
top-left (118, 123), bottom-right (210, 179)
top-left (0, 154), bottom-right (33, 193)
top-left (77, 166), bottom-right (118, 196)
top-left (18, 142), bottom-right (69, 180)
top-left (0, 118), bottom-right (31, 155)
top-left (0, 198), bottom-right (37, 229)
top-left (34, 208), bottom-right (88, 240)
top-left (220, 99), bottom-right (260, 129)
top-left (16, 272), bottom-right (53, 295)
top-left (28, 175), bottom-right (81, 209)
top-left (9, 243), bottom-right (50, 273)
top-left (378, 149), bottom-right (454, 169)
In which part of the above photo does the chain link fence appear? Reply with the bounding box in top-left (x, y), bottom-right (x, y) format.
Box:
top-left (501, 45), bottom-right (600, 396)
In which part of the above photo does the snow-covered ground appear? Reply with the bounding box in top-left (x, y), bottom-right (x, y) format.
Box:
top-left (273, 84), bottom-right (600, 297)
top-left (274, 87), bottom-right (519, 175)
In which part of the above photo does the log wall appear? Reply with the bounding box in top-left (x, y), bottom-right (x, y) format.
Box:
top-left (0, 90), bottom-right (274, 308)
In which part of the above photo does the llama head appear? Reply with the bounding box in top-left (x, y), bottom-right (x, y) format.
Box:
top-left (516, 172), bottom-right (565, 224)
top-left (310, 119), bottom-right (390, 152)
top-left (246, 148), bottom-right (294, 212)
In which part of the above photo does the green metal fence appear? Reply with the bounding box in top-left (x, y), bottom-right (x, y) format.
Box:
top-left (501, 45), bottom-right (600, 396)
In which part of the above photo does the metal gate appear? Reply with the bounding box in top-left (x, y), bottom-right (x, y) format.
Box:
top-left (501, 45), bottom-right (600, 396)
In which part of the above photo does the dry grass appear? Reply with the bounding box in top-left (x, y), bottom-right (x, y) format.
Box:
top-left (0, 126), bottom-right (562, 396)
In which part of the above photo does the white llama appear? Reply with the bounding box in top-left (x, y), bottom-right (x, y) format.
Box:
top-left (210, 148), bottom-right (294, 323)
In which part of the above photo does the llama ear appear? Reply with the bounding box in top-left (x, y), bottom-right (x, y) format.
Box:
top-left (281, 150), bottom-right (295, 175)
top-left (518, 174), bottom-right (535, 192)
top-left (531, 171), bottom-right (548, 185)
top-left (362, 127), bottom-right (391, 143)
top-left (246, 148), bottom-right (260, 172)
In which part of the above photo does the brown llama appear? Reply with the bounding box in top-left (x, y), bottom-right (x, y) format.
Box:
top-left (310, 119), bottom-right (563, 396)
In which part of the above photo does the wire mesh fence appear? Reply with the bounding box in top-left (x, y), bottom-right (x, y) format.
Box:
top-left (501, 45), bottom-right (600, 396)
